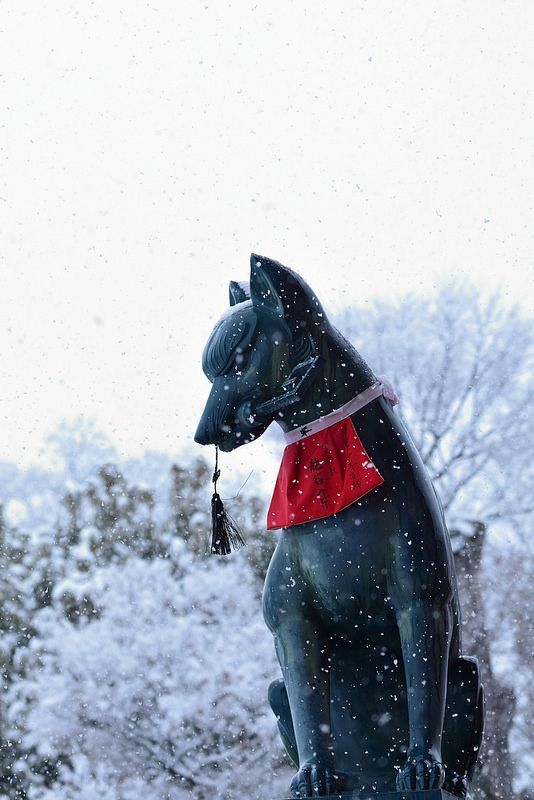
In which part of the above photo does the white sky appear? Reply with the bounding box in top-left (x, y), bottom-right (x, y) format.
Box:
top-left (1, 1), bottom-right (533, 476)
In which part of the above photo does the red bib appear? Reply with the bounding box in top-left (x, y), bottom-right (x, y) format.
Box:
top-left (267, 416), bottom-right (384, 530)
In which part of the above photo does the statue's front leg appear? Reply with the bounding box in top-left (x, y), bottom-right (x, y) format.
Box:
top-left (395, 600), bottom-right (452, 791)
top-left (272, 619), bottom-right (336, 798)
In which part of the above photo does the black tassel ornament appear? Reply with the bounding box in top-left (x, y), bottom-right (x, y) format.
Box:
top-left (210, 446), bottom-right (246, 555)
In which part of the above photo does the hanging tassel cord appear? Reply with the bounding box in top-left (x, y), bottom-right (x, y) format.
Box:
top-left (210, 446), bottom-right (246, 556)
top-left (212, 445), bottom-right (221, 494)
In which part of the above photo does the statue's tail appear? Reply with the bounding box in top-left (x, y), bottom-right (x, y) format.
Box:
top-left (442, 656), bottom-right (485, 798)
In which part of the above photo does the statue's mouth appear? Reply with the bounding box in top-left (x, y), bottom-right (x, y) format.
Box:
top-left (217, 427), bottom-right (261, 452)
top-left (217, 434), bottom-right (236, 453)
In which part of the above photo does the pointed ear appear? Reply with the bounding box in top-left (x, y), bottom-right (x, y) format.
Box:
top-left (249, 253), bottom-right (326, 337)
top-left (249, 255), bottom-right (286, 322)
top-left (229, 280), bottom-right (251, 306)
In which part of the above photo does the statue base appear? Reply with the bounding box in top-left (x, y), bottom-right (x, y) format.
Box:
top-left (283, 792), bottom-right (458, 800)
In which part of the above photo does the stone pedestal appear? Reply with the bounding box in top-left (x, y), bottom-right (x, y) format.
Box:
top-left (347, 793), bottom-right (457, 800)
top-left (283, 792), bottom-right (458, 800)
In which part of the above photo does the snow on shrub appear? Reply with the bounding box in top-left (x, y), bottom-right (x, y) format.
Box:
top-left (8, 552), bottom-right (283, 800)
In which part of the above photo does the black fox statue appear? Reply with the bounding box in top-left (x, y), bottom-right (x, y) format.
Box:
top-left (195, 254), bottom-right (484, 799)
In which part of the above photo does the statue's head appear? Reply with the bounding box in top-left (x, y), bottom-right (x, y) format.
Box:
top-left (194, 254), bottom-right (329, 452)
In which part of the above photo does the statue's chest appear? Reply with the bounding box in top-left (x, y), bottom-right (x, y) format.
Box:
top-left (293, 521), bottom-right (392, 627)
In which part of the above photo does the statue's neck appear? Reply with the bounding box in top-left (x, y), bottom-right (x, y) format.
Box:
top-left (277, 331), bottom-right (376, 432)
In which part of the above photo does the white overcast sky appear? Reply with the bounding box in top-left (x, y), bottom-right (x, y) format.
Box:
top-left (1, 1), bottom-right (533, 475)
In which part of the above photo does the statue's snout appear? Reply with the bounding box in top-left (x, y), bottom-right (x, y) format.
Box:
top-left (194, 376), bottom-right (268, 452)
top-left (194, 377), bottom-right (236, 448)
top-left (194, 397), bottom-right (219, 446)
top-left (194, 420), bottom-right (212, 446)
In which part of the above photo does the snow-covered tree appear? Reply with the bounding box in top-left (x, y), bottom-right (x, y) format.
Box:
top-left (45, 418), bottom-right (118, 485)
top-left (2, 452), bottom-right (285, 800)
top-left (1, 507), bottom-right (62, 800)
top-left (7, 552), bottom-right (281, 800)
top-left (1, 506), bottom-right (29, 800)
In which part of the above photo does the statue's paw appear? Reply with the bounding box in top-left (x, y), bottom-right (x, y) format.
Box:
top-left (396, 753), bottom-right (445, 791)
top-left (290, 762), bottom-right (338, 797)
top-left (445, 772), bottom-right (472, 800)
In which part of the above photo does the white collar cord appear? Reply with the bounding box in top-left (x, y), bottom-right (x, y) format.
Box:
top-left (283, 377), bottom-right (398, 445)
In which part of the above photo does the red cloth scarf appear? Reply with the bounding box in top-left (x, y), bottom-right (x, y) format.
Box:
top-left (266, 381), bottom-right (395, 530)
